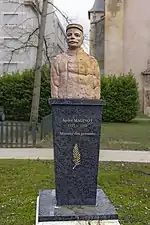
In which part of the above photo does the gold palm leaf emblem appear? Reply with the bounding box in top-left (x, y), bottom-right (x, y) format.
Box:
top-left (73, 143), bottom-right (81, 170)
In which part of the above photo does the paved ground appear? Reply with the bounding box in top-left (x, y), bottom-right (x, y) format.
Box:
top-left (0, 148), bottom-right (149, 163)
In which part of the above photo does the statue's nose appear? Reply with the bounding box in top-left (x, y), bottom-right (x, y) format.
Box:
top-left (70, 34), bottom-right (75, 39)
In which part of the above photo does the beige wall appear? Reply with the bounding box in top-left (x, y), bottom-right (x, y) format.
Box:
top-left (105, 0), bottom-right (150, 112)
top-left (124, 0), bottom-right (150, 111)
top-left (105, 0), bottom-right (124, 75)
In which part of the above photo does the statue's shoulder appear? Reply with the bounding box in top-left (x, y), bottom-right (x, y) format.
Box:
top-left (86, 54), bottom-right (99, 66)
top-left (88, 55), bottom-right (97, 62)
top-left (82, 49), bottom-right (98, 62)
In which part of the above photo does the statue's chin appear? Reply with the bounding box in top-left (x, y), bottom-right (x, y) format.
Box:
top-left (68, 45), bottom-right (81, 50)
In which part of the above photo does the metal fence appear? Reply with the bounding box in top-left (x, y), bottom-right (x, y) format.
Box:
top-left (40, 114), bottom-right (52, 140)
top-left (0, 115), bottom-right (52, 148)
top-left (0, 121), bottom-right (36, 148)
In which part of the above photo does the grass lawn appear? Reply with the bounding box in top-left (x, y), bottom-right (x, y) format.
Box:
top-left (136, 114), bottom-right (150, 119)
top-left (0, 160), bottom-right (149, 225)
top-left (101, 120), bottom-right (150, 150)
top-left (38, 120), bottom-right (150, 150)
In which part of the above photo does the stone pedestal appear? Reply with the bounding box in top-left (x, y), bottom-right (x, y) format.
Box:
top-left (51, 99), bottom-right (103, 206)
top-left (36, 99), bottom-right (120, 225)
top-left (36, 188), bottom-right (120, 225)
top-left (36, 220), bottom-right (120, 225)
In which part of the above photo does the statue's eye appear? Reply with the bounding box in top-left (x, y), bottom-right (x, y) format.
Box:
top-left (75, 33), bottom-right (80, 37)
top-left (67, 33), bottom-right (72, 37)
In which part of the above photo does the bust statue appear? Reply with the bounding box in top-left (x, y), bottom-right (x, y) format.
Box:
top-left (51, 23), bottom-right (100, 99)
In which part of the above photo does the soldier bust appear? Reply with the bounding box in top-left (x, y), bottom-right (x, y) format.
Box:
top-left (51, 23), bottom-right (100, 99)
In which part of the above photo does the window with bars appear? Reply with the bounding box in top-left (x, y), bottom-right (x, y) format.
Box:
top-left (2, 0), bottom-right (23, 3)
top-left (3, 62), bottom-right (18, 73)
top-left (3, 14), bottom-right (18, 26)
top-left (3, 38), bottom-right (20, 49)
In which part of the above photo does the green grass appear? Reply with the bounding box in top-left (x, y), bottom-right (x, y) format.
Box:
top-left (38, 120), bottom-right (150, 150)
top-left (0, 160), bottom-right (149, 225)
top-left (136, 114), bottom-right (150, 119)
top-left (101, 120), bottom-right (150, 150)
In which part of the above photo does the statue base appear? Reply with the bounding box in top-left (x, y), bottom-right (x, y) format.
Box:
top-left (36, 188), bottom-right (120, 225)
top-left (50, 99), bottom-right (104, 206)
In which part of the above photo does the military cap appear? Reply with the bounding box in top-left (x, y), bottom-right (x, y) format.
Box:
top-left (66, 23), bottom-right (83, 33)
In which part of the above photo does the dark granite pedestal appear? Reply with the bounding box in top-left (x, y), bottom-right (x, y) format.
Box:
top-left (35, 99), bottom-right (120, 224)
top-left (50, 99), bottom-right (104, 206)
top-left (37, 188), bottom-right (118, 223)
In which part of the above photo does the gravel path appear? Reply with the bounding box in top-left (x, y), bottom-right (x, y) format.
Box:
top-left (0, 148), bottom-right (149, 163)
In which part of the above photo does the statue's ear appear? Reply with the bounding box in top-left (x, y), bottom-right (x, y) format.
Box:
top-left (82, 34), bottom-right (84, 44)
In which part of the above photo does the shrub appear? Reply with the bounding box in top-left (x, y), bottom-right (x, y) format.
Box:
top-left (0, 68), bottom-right (139, 122)
top-left (101, 73), bottom-right (140, 122)
top-left (0, 65), bottom-right (51, 121)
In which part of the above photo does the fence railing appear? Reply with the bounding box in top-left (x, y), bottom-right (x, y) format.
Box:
top-left (0, 115), bottom-right (52, 148)
top-left (40, 114), bottom-right (52, 140)
top-left (0, 121), bottom-right (36, 148)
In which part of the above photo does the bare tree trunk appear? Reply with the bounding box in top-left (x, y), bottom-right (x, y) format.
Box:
top-left (30, 0), bottom-right (48, 126)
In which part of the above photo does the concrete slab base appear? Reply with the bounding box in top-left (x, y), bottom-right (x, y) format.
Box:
top-left (36, 197), bottom-right (121, 225)
top-left (37, 220), bottom-right (120, 225)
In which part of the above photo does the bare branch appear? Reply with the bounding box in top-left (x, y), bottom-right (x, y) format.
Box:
top-left (48, 1), bottom-right (72, 24)
top-left (43, 36), bottom-right (51, 66)
top-left (1, 0), bottom-right (75, 75)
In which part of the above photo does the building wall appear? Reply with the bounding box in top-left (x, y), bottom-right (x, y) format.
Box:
top-left (95, 18), bottom-right (104, 74)
top-left (0, 0), bottom-right (67, 75)
top-left (89, 12), bottom-right (104, 74)
top-left (123, 0), bottom-right (150, 110)
top-left (105, 0), bottom-right (124, 75)
top-left (0, 0), bottom-right (36, 74)
top-left (104, 0), bottom-right (150, 112)
top-left (44, 0), bottom-right (67, 58)
top-left (50, 12), bottom-right (67, 57)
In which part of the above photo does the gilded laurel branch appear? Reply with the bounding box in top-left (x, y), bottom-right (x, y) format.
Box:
top-left (73, 143), bottom-right (81, 169)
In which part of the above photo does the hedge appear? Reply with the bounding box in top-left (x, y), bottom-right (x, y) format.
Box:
top-left (0, 69), bottom-right (139, 122)
top-left (0, 66), bottom-right (51, 121)
top-left (101, 73), bottom-right (139, 122)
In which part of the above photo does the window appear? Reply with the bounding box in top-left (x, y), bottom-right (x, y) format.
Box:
top-left (2, 0), bottom-right (23, 3)
top-left (4, 14), bottom-right (18, 26)
top-left (3, 63), bottom-right (18, 73)
top-left (3, 38), bottom-right (19, 49)
top-left (53, 19), bottom-right (55, 28)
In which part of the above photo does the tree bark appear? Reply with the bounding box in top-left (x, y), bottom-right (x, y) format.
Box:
top-left (30, 0), bottom-right (48, 126)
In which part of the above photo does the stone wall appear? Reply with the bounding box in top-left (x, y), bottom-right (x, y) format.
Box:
top-left (104, 0), bottom-right (124, 75)
top-left (95, 18), bottom-right (104, 74)
top-left (89, 12), bottom-right (104, 74)
top-left (104, 0), bottom-right (150, 112)
top-left (123, 0), bottom-right (150, 111)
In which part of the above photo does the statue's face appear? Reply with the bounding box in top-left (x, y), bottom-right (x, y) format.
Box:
top-left (66, 28), bottom-right (84, 49)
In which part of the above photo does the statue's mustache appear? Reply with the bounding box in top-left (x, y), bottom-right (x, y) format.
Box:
top-left (68, 41), bottom-right (78, 43)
